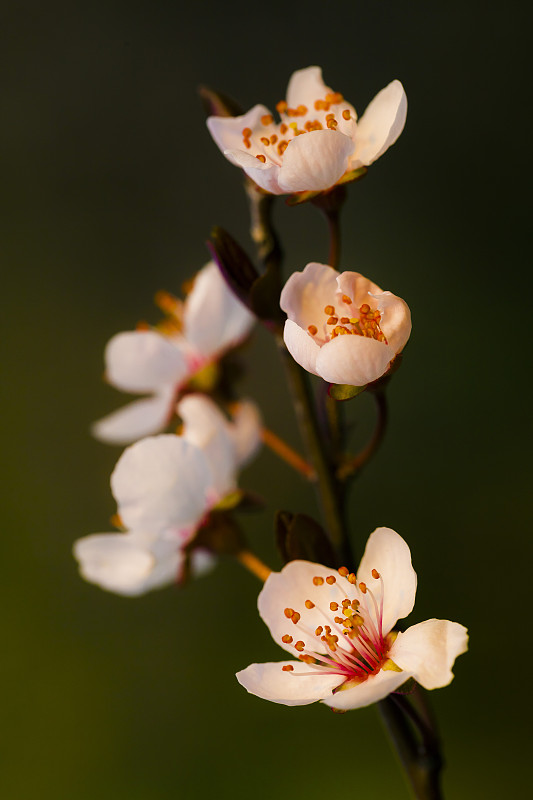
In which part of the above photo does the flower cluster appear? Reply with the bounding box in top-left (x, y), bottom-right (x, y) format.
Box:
top-left (75, 394), bottom-right (261, 595)
top-left (76, 63), bottom-right (468, 749)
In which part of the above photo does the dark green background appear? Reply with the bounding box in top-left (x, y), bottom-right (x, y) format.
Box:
top-left (2, 2), bottom-right (530, 798)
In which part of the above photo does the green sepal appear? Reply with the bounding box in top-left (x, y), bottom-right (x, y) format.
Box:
top-left (328, 383), bottom-right (367, 401)
top-left (213, 489), bottom-right (264, 512)
top-left (336, 166), bottom-right (368, 186)
top-left (285, 190), bottom-right (321, 206)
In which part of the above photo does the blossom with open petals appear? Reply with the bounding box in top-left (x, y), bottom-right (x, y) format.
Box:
top-left (207, 66), bottom-right (407, 195)
top-left (92, 261), bottom-right (255, 445)
top-left (75, 395), bottom-right (261, 595)
top-left (237, 528), bottom-right (468, 710)
top-left (280, 262), bottom-right (411, 387)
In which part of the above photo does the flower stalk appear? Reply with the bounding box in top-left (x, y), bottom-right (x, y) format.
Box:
top-left (236, 549), bottom-right (272, 582)
top-left (379, 693), bottom-right (444, 800)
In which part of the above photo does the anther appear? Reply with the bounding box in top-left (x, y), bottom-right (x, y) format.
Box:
top-left (260, 137), bottom-right (270, 146)
top-left (342, 109), bottom-right (351, 120)
top-left (307, 324), bottom-right (318, 336)
top-left (282, 664), bottom-right (294, 672)
top-left (296, 104), bottom-right (308, 115)
top-left (255, 154), bottom-right (266, 163)
top-left (261, 114), bottom-right (273, 126)
top-left (340, 317), bottom-right (349, 324)
top-left (276, 101), bottom-right (288, 114)
top-left (313, 576), bottom-right (324, 586)
top-left (326, 576), bottom-right (336, 585)
top-left (284, 608), bottom-right (294, 618)
top-left (359, 582), bottom-right (367, 594)
top-left (338, 567), bottom-right (349, 577)
top-left (342, 598), bottom-right (351, 608)
top-left (334, 616), bottom-right (345, 624)
top-left (372, 569), bottom-right (380, 579)
top-left (277, 140), bottom-right (288, 156)
top-left (295, 641), bottom-right (305, 651)
top-left (348, 573), bottom-right (357, 584)
top-left (242, 127), bottom-right (252, 138)
top-left (324, 305), bottom-right (335, 315)
top-left (327, 118), bottom-right (338, 130)
top-left (282, 634), bottom-right (293, 644)
top-left (291, 612), bottom-right (301, 624)
top-left (270, 134), bottom-right (278, 144)
top-left (360, 303), bottom-right (370, 314)
top-left (280, 123), bottom-right (288, 134)
top-left (342, 294), bottom-right (352, 304)
top-left (330, 602), bottom-right (339, 611)
top-left (327, 316), bottom-right (338, 325)
top-left (315, 626), bottom-right (323, 636)
top-left (305, 600), bottom-right (315, 609)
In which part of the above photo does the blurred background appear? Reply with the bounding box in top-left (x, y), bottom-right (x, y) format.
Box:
top-left (2, 1), bottom-right (530, 798)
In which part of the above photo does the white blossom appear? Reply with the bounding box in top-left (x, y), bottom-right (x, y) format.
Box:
top-left (207, 66), bottom-right (407, 195)
top-left (280, 262), bottom-right (411, 387)
top-left (237, 528), bottom-right (468, 709)
top-left (92, 262), bottom-right (255, 445)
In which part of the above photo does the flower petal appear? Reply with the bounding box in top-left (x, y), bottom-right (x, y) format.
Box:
top-left (278, 129), bottom-right (354, 193)
top-left (285, 66), bottom-right (331, 109)
top-left (236, 661), bottom-right (343, 706)
top-left (105, 330), bottom-right (188, 393)
top-left (351, 80), bottom-right (407, 167)
top-left (183, 261), bottom-right (255, 357)
top-left (177, 394), bottom-right (237, 497)
top-left (228, 399), bottom-right (262, 467)
top-left (391, 619), bottom-right (469, 690)
top-left (221, 149), bottom-right (284, 194)
top-left (283, 320), bottom-right (321, 377)
top-left (207, 104), bottom-right (272, 155)
top-left (280, 262), bottom-right (339, 335)
top-left (323, 667), bottom-right (410, 711)
top-left (335, 271), bottom-right (384, 306)
top-left (111, 435), bottom-right (212, 534)
top-left (357, 527), bottom-right (417, 635)
top-left (315, 335), bottom-right (395, 387)
top-left (73, 532), bottom-right (183, 597)
top-left (375, 291), bottom-right (412, 353)
top-left (91, 388), bottom-right (175, 445)
top-left (258, 560), bottom-right (351, 656)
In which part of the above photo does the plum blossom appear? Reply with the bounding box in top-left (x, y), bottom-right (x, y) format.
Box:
top-left (74, 395), bottom-right (262, 596)
top-left (92, 261), bottom-right (255, 445)
top-left (207, 66), bottom-right (407, 196)
top-left (280, 262), bottom-right (411, 387)
top-left (237, 528), bottom-right (468, 710)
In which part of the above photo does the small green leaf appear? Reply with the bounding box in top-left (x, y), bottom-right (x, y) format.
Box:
top-left (275, 511), bottom-right (337, 566)
top-left (207, 227), bottom-right (259, 309)
top-left (198, 85), bottom-right (243, 118)
top-left (328, 383), bottom-right (366, 401)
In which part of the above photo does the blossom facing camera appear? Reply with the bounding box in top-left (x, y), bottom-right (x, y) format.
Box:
top-left (207, 66), bottom-right (407, 196)
top-left (237, 528), bottom-right (468, 710)
top-left (92, 261), bottom-right (255, 445)
top-left (75, 395), bottom-right (262, 596)
top-left (280, 263), bottom-right (411, 388)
